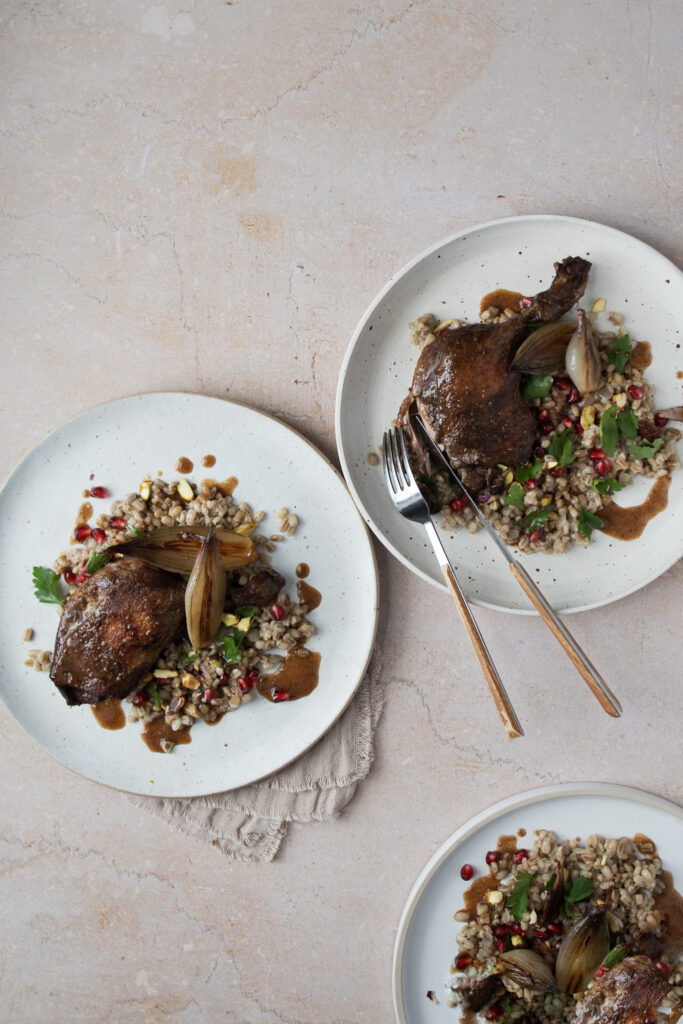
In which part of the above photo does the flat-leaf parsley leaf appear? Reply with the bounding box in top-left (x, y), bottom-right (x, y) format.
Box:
top-left (578, 508), bottom-right (603, 540)
top-left (507, 872), bottom-right (534, 922)
top-left (608, 334), bottom-right (633, 374)
top-left (629, 438), bottom-right (664, 459)
top-left (32, 566), bottom-right (64, 605)
top-left (599, 407), bottom-right (620, 457)
top-left (592, 477), bottom-right (625, 496)
top-left (521, 375), bottom-right (554, 401)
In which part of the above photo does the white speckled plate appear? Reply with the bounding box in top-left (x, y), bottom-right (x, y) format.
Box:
top-left (336, 215), bottom-right (683, 613)
top-left (392, 783), bottom-right (683, 1024)
top-left (0, 393), bottom-right (378, 797)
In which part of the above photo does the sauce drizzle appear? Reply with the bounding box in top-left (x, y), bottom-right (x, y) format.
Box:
top-left (201, 476), bottom-right (238, 497)
top-left (297, 580), bottom-right (322, 610)
top-left (599, 476), bottom-right (670, 540)
top-left (91, 698), bottom-right (126, 731)
top-left (201, 454), bottom-right (216, 468)
top-left (175, 456), bottom-right (194, 474)
top-left (630, 341), bottom-right (653, 372)
top-left (479, 289), bottom-right (524, 316)
top-left (295, 562), bottom-right (310, 579)
top-left (257, 649), bottom-right (321, 702)
top-left (142, 717), bottom-right (192, 753)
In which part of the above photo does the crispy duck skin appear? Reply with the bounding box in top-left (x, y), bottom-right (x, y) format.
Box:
top-left (409, 317), bottom-right (535, 468)
top-left (572, 955), bottom-right (668, 1024)
top-left (50, 556), bottom-right (186, 705)
top-left (520, 256), bottom-right (592, 322)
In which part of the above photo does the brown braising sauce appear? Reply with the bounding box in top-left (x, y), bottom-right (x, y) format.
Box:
top-left (175, 456), bottom-right (194, 474)
top-left (295, 562), bottom-right (310, 579)
top-left (479, 289), bottom-right (523, 316)
top-left (655, 870), bottom-right (683, 959)
top-left (77, 501), bottom-right (93, 523)
top-left (91, 698), bottom-right (126, 731)
top-left (460, 873), bottom-right (499, 918)
top-left (201, 476), bottom-right (238, 497)
top-left (297, 580), bottom-right (321, 611)
top-left (142, 717), bottom-right (192, 753)
top-left (257, 649), bottom-right (321, 702)
top-left (630, 340), bottom-right (653, 372)
top-left (599, 476), bottom-right (670, 540)
top-left (201, 454), bottom-right (216, 468)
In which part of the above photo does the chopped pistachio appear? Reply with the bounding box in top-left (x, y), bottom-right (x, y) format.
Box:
top-left (139, 479), bottom-right (151, 501)
top-left (222, 613), bottom-right (239, 627)
top-left (591, 297), bottom-right (606, 314)
top-left (153, 668), bottom-right (178, 678)
top-left (237, 616), bottom-right (252, 632)
top-left (613, 392), bottom-right (628, 409)
top-left (580, 405), bottom-right (596, 429)
top-left (485, 890), bottom-right (504, 906)
top-left (504, 470), bottom-right (514, 485)
top-left (540, 497), bottom-right (553, 507)
top-left (177, 478), bottom-right (194, 501)
top-left (511, 935), bottom-right (524, 947)
top-left (181, 671), bottom-right (200, 689)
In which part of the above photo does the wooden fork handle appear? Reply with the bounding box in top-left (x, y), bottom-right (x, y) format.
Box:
top-left (439, 562), bottom-right (523, 739)
top-left (509, 562), bottom-right (622, 717)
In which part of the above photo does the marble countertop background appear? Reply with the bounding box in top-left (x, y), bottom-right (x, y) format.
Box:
top-left (1, 1), bottom-right (681, 1021)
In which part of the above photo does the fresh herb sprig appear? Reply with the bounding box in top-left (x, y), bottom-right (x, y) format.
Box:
top-left (548, 430), bottom-right (575, 468)
top-left (592, 477), bottom-right (625, 496)
top-left (515, 456), bottom-right (543, 484)
top-left (521, 505), bottom-right (553, 533)
top-left (608, 334), bottom-right (633, 373)
top-left (603, 945), bottom-right (628, 969)
top-left (222, 608), bottom-right (257, 664)
top-left (507, 872), bottom-right (534, 922)
top-left (504, 482), bottom-right (525, 511)
top-left (32, 566), bottom-right (64, 605)
top-left (84, 551), bottom-right (109, 574)
top-left (521, 375), bottom-right (554, 401)
top-left (630, 437), bottom-right (664, 459)
top-left (578, 508), bottom-right (603, 540)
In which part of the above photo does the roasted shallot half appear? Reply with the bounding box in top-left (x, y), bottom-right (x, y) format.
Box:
top-left (110, 524), bottom-right (256, 574)
top-left (185, 526), bottom-right (227, 650)
top-left (565, 309), bottom-right (601, 395)
top-left (511, 321), bottom-right (576, 375)
top-left (498, 949), bottom-right (558, 992)
top-left (554, 907), bottom-right (610, 994)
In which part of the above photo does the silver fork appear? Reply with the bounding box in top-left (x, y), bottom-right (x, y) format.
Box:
top-left (382, 427), bottom-right (523, 738)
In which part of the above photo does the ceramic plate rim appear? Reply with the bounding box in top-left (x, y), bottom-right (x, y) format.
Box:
top-left (335, 213), bottom-right (683, 615)
top-left (0, 391), bottom-right (379, 797)
top-left (391, 781), bottom-right (683, 1024)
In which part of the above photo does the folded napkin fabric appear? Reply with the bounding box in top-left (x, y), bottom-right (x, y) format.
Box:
top-left (129, 654), bottom-right (384, 860)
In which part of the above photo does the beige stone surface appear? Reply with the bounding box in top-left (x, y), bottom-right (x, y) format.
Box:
top-left (1, 1), bottom-right (681, 1021)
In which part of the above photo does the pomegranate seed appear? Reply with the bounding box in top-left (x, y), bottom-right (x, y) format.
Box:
top-left (238, 669), bottom-right (259, 693)
top-left (576, 423), bottom-right (584, 436)
top-left (627, 384), bottom-right (643, 400)
top-left (269, 603), bottom-right (286, 621)
top-left (523, 479), bottom-right (538, 489)
top-left (485, 1005), bottom-right (503, 1021)
top-left (541, 421), bottom-right (554, 435)
top-left (110, 516), bottom-right (127, 529)
top-left (520, 296), bottom-right (533, 308)
top-left (485, 850), bottom-right (500, 865)
top-left (555, 377), bottom-right (571, 391)
top-left (595, 458), bottom-right (612, 477)
top-left (656, 961), bottom-right (670, 977)
top-left (513, 849), bottom-right (529, 863)
top-left (77, 571), bottom-right (88, 583)
top-left (455, 954), bottom-right (472, 971)
top-left (92, 527), bottom-right (106, 544)
top-left (538, 409), bottom-right (550, 423)
top-left (494, 924), bottom-right (511, 938)
top-left (449, 498), bottom-right (466, 511)
top-left (547, 922), bottom-right (563, 935)
top-left (550, 467), bottom-right (566, 477)
top-left (495, 937), bottom-right (507, 953)
top-left (595, 966), bottom-right (606, 978)
top-left (202, 688), bottom-right (216, 703)
top-left (534, 445), bottom-right (545, 457)
top-left (90, 486), bottom-right (110, 499)
top-left (528, 529), bottom-right (543, 542)
top-left (654, 412), bottom-right (668, 427)
top-left (589, 447), bottom-right (605, 460)
top-left (534, 928), bottom-right (549, 941)
top-left (75, 524), bottom-right (92, 541)
top-left (460, 863), bottom-right (475, 881)
top-left (512, 923), bottom-right (524, 936)
top-left (568, 387), bottom-right (580, 403)
top-left (63, 569), bottom-right (77, 585)
top-left (132, 691), bottom-right (147, 706)
top-left (272, 689), bottom-right (290, 703)
top-left (560, 416), bottom-right (574, 430)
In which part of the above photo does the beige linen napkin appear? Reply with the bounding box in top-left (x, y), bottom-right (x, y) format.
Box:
top-left (129, 655), bottom-right (383, 860)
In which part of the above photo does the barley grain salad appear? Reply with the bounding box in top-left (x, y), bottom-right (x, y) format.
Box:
top-left (29, 474), bottom-right (318, 753)
top-left (448, 830), bottom-right (683, 1023)
top-left (399, 257), bottom-right (681, 555)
